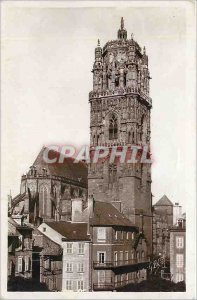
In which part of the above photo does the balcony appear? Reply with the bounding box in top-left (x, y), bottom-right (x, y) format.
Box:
top-left (93, 279), bottom-right (137, 291)
top-left (89, 86), bottom-right (152, 107)
top-left (43, 268), bottom-right (62, 276)
top-left (93, 283), bottom-right (114, 291)
top-left (93, 258), bottom-right (149, 270)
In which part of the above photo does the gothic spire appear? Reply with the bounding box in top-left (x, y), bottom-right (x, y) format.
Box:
top-left (121, 17), bottom-right (124, 29)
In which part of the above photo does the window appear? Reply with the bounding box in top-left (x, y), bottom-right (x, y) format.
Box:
top-left (176, 273), bottom-right (184, 282)
top-left (65, 280), bottom-right (73, 290)
top-left (131, 251), bottom-right (135, 260)
top-left (176, 254), bottom-right (184, 268)
top-left (77, 280), bottom-right (84, 291)
top-left (176, 236), bottom-right (184, 249)
top-left (120, 251), bottom-right (123, 261)
top-left (109, 164), bottom-right (117, 186)
top-left (136, 251), bottom-right (140, 261)
top-left (98, 252), bottom-right (105, 264)
top-left (40, 186), bottom-right (48, 215)
top-left (25, 256), bottom-right (29, 272)
top-left (126, 232), bottom-right (129, 240)
top-left (18, 235), bottom-right (23, 250)
top-left (114, 252), bottom-right (118, 266)
top-left (98, 270), bottom-right (105, 286)
top-left (77, 263), bottom-right (84, 273)
top-left (97, 228), bottom-right (106, 242)
top-left (25, 238), bottom-right (30, 249)
top-left (66, 263), bottom-right (73, 272)
top-left (115, 231), bottom-right (118, 240)
top-left (126, 273), bottom-right (129, 282)
top-left (78, 243), bottom-right (85, 254)
top-left (66, 243), bottom-right (73, 254)
top-left (121, 274), bottom-right (124, 282)
top-left (121, 231), bottom-right (124, 240)
top-left (18, 256), bottom-right (23, 273)
top-left (43, 227), bottom-right (46, 232)
top-left (132, 232), bottom-right (135, 240)
top-left (44, 258), bottom-right (51, 270)
top-left (125, 251), bottom-right (129, 261)
top-left (109, 114), bottom-right (118, 140)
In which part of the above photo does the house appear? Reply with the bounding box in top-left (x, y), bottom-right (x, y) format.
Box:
top-left (32, 228), bottom-right (63, 291)
top-left (170, 215), bottom-right (186, 283)
top-left (37, 219), bottom-right (91, 292)
top-left (86, 197), bottom-right (149, 291)
top-left (8, 217), bottom-right (33, 280)
top-left (152, 195), bottom-right (174, 258)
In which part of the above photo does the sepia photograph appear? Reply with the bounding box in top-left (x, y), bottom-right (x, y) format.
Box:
top-left (1, 1), bottom-right (196, 298)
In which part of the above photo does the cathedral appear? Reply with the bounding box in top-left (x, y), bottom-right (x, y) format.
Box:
top-left (10, 18), bottom-right (153, 251)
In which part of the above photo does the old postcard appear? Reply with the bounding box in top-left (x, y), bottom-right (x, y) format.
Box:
top-left (1, 0), bottom-right (196, 299)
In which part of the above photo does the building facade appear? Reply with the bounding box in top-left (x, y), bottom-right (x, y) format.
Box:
top-left (152, 195), bottom-right (174, 258)
top-left (37, 221), bottom-right (91, 292)
top-left (8, 217), bottom-right (33, 280)
top-left (89, 200), bottom-right (148, 291)
top-left (170, 217), bottom-right (186, 283)
top-left (32, 228), bottom-right (63, 291)
top-left (88, 18), bottom-right (152, 253)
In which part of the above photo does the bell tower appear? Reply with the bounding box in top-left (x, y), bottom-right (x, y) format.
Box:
top-left (88, 18), bottom-right (152, 252)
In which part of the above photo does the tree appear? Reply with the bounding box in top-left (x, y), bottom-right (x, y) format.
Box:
top-left (118, 278), bottom-right (186, 292)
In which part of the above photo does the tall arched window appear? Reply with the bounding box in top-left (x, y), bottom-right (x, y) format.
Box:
top-left (109, 114), bottom-right (118, 140)
top-left (140, 114), bottom-right (147, 143)
top-left (40, 186), bottom-right (48, 216)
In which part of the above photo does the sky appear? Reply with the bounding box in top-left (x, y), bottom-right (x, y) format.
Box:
top-left (1, 2), bottom-right (195, 211)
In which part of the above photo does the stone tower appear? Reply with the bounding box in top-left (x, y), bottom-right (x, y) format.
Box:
top-left (88, 18), bottom-right (152, 252)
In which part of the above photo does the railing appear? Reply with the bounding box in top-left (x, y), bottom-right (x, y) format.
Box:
top-left (93, 258), bottom-right (148, 269)
top-left (21, 174), bottom-right (87, 187)
top-left (93, 283), bottom-right (114, 291)
top-left (89, 87), bottom-right (152, 106)
top-left (43, 268), bottom-right (62, 276)
top-left (93, 279), bottom-right (137, 291)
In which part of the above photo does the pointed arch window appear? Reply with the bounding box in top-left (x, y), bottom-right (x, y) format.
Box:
top-left (40, 186), bottom-right (48, 215)
top-left (108, 164), bottom-right (117, 187)
top-left (109, 114), bottom-right (118, 140)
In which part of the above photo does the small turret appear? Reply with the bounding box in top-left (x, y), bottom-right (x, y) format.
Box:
top-left (142, 46), bottom-right (148, 66)
top-left (95, 39), bottom-right (102, 62)
top-left (117, 17), bottom-right (127, 40)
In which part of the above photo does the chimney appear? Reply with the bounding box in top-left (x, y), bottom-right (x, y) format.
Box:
top-left (173, 203), bottom-right (182, 225)
top-left (71, 198), bottom-right (83, 222)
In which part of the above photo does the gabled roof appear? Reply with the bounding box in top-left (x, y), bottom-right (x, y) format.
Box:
top-left (31, 147), bottom-right (88, 185)
top-left (33, 228), bottom-right (62, 255)
top-left (92, 201), bottom-right (137, 228)
top-left (154, 195), bottom-right (173, 206)
top-left (45, 221), bottom-right (90, 241)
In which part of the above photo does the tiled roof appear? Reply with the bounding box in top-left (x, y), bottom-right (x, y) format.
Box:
top-left (92, 201), bottom-right (137, 228)
top-left (45, 221), bottom-right (90, 241)
top-left (32, 147), bottom-right (88, 185)
top-left (154, 195), bottom-right (173, 206)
